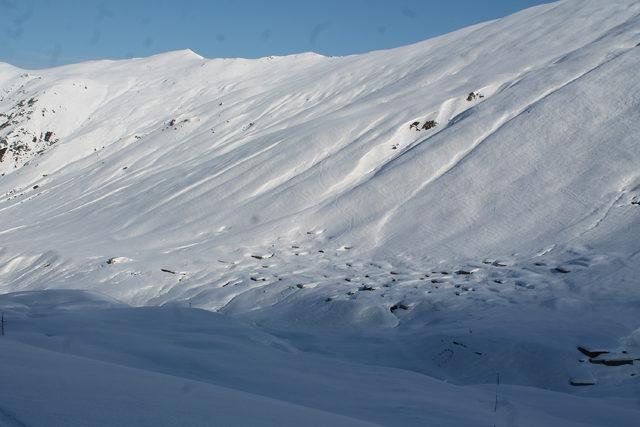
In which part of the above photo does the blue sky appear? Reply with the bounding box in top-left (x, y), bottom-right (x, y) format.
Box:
top-left (0, 0), bottom-right (553, 69)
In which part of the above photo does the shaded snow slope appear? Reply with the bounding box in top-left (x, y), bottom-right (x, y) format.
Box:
top-left (0, 290), bottom-right (638, 427)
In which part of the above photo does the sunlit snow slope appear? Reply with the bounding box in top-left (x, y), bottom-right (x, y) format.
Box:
top-left (0, 1), bottom-right (639, 320)
top-left (1, 0), bottom-right (640, 425)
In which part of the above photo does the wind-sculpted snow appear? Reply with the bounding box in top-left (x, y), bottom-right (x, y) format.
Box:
top-left (0, 0), bottom-right (640, 425)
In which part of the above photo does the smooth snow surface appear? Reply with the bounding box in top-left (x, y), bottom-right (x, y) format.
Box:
top-left (1, 0), bottom-right (640, 425)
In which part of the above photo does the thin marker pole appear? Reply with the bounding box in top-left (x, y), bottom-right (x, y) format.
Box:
top-left (494, 372), bottom-right (500, 412)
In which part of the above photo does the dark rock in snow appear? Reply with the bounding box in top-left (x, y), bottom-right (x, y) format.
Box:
top-left (569, 378), bottom-right (596, 386)
top-left (422, 120), bottom-right (437, 130)
top-left (390, 303), bottom-right (409, 312)
top-left (466, 92), bottom-right (485, 101)
top-left (455, 269), bottom-right (472, 275)
top-left (589, 357), bottom-right (634, 366)
top-left (577, 346), bottom-right (609, 358)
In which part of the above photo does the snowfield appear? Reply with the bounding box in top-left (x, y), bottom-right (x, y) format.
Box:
top-left (1, 0), bottom-right (640, 425)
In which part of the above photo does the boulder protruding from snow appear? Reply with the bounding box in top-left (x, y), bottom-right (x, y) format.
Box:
top-left (421, 120), bottom-right (438, 130)
top-left (569, 378), bottom-right (596, 387)
top-left (577, 346), bottom-right (609, 358)
top-left (466, 91), bottom-right (485, 101)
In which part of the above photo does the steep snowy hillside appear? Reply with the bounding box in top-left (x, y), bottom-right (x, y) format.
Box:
top-left (1, 0), bottom-right (640, 425)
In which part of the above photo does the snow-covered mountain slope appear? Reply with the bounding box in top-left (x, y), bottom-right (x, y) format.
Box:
top-left (1, 0), bottom-right (639, 267)
top-left (1, 1), bottom-right (640, 425)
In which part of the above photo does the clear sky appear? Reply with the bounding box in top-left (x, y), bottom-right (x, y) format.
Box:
top-left (0, 0), bottom-right (554, 69)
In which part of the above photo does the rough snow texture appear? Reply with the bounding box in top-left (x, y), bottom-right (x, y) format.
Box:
top-left (1, 0), bottom-right (640, 425)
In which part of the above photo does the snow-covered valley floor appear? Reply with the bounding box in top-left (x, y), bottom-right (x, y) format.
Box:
top-left (1, 0), bottom-right (640, 425)
top-left (1, 289), bottom-right (639, 427)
